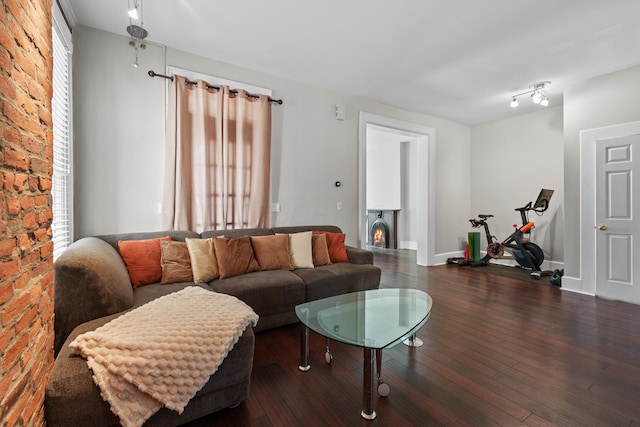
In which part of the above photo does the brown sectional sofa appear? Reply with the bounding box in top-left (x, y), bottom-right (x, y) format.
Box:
top-left (45, 225), bottom-right (381, 426)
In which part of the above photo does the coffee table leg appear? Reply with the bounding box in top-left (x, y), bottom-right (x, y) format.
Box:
top-left (298, 324), bottom-right (310, 372)
top-left (403, 332), bottom-right (424, 347)
top-left (361, 348), bottom-right (376, 420)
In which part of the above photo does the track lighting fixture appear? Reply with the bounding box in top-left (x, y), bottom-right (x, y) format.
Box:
top-left (127, 0), bottom-right (147, 68)
top-left (509, 81), bottom-right (551, 108)
top-left (128, 0), bottom-right (139, 20)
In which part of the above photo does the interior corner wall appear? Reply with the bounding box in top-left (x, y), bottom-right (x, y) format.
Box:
top-left (72, 26), bottom-right (166, 237)
top-left (563, 65), bottom-right (640, 281)
top-left (72, 25), bottom-right (471, 254)
top-left (470, 106), bottom-right (564, 266)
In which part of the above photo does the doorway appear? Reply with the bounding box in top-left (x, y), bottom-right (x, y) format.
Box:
top-left (580, 120), bottom-right (640, 304)
top-left (358, 112), bottom-right (435, 266)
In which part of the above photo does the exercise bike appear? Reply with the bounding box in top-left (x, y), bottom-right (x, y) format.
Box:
top-left (467, 189), bottom-right (553, 279)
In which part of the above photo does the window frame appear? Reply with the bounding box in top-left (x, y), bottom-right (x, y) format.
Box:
top-left (51, 2), bottom-right (73, 259)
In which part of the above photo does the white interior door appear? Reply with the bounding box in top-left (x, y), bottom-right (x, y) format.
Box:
top-left (595, 133), bottom-right (640, 304)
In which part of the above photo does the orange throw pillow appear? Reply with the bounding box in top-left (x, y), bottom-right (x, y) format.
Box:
top-left (312, 231), bottom-right (349, 263)
top-left (118, 236), bottom-right (171, 288)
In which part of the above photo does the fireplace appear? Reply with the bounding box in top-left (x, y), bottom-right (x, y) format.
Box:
top-left (367, 210), bottom-right (398, 249)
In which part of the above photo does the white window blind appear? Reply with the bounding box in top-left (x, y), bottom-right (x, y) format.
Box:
top-left (52, 4), bottom-right (73, 260)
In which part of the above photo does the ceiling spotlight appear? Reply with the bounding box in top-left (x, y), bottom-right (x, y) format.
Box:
top-left (132, 46), bottom-right (139, 68)
top-left (509, 81), bottom-right (551, 108)
top-left (128, 0), bottom-right (139, 20)
top-left (532, 91), bottom-right (543, 104)
top-left (126, 0), bottom-right (147, 69)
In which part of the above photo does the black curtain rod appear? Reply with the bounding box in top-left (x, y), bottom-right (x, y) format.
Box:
top-left (148, 70), bottom-right (283, 105)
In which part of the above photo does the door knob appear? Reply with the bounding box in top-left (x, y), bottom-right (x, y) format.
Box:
top-left (598, 225), bottom-right (607, 231)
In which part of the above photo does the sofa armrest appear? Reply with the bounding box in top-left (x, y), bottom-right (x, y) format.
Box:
top-left (54, 237), bottom-right (134, 356)
top-left (346, 246), bottom-right (374, 265)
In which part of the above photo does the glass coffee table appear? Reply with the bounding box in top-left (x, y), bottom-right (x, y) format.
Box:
top-left (295, 288), bottom-right (432, 420)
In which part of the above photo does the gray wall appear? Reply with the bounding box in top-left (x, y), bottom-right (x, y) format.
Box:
top-left (470, 106), bottom-right (564, 267)
top-left (72, 26), bottom-right (471, 255)
top-left (563, 65), bottom-right (640, 286)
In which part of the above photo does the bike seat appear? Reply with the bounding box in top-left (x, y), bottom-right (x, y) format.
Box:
top-left (478, 214), bottom-right (493, 219)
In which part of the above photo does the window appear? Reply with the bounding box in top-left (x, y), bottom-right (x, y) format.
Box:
top-left (52, 4), bottom-right (73, 259)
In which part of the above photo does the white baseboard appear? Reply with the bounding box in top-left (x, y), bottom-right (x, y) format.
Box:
top-left (398, 240), bottom-right (417, 250)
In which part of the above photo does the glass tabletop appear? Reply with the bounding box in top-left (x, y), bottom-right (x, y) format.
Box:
top-left (295, 288), bottom-right (432, 350)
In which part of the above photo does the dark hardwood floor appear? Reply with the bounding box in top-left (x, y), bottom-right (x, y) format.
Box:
top-left (187, 249), bottom-right (640, 426)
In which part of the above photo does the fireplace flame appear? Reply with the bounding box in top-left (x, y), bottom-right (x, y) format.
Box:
top-left (373, 228), bottom-right (384, 245)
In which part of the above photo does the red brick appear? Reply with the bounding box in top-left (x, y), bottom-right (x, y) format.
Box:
top-left (40, 241), bottom-right (53, 258)
top-left (0, 237), bottom-right (16, 258)
top-left (30, 156), bottom-right (49, 174)
top-left (1, 289), bottom-right (31, 325)
top-left (7, 197), bottom-right (20, 215)
top-left (3, 101), bottom-right (29, 132)
top-left (20, 196), bottom-right (34, 210)
top-left (19, 233), bottom-right (31, 251)
top-left (34, 194), bottom-right (47, 207)
top-left (21, 212), bottom-right (37, 229)
top-left (4, 147), bottom-right (29, 171)
top-left (16, 304), bottom-right (38, 333)
top-left (13, 173), bottom-right (28, 191)
top-left (4, 172), bottom-right (15, 190)
top-left (38, 104), bottom-right (51, 127)
top-left (37, 176), bottom-right (51, 191)
top-left (21, 135), bottom-right (41, 154)
top-left (0, 23), bottom-right (17, 59)
top-left (21, 249), bottom-right (39, 267)
top-left (3, 124), bottom-right (21, 145)
top-left (33, 228), bottom-right (47, 241)
top-left (5, 0), bottom-right (23, 22)
top-left (0, 360), bottom-right (20, 397)
top-left (28, 176), bottom-right (38, 191)
top-left (0, 69), bottom-right (17, 99)
top-left (0, 322), bottom-right (13, 349)
top-left (0, 280), bottom-right (13, 305)
top-left (37, 208), bottom-right (52, 224)
top-left (14, 271), bottom-right (30, 290)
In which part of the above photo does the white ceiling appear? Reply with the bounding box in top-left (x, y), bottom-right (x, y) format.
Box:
top-left (61, 0), bottom-right (640, 126)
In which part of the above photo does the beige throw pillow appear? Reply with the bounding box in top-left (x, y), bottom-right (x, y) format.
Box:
top-left (185, 237), bottom-right (219, 282)
top-left (284, 231), bottom-right (314, 269)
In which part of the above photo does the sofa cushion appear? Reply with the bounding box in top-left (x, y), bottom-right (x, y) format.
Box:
top-left (250, 234), bottom-right (294, 271)
top-left (132, 283), bottom-right (213, 308)
top-left (311, 233), bottom-right (332, 266)
top-left (160, 240), bottom-right (193, 284)
top-left (285, 231), bottom-right (314, 269)
top-left (213, 236), bottom-right (261, 279)
top-left (313, 231), bottom-right (349, 263)
top-left (271, 225), bottom-right (342, 235)
top-left (186, 238), bottom-right (219, 282)
top-left (118, 236), bottom-right (171, 287)
top-left (293, 263), bottom-right (382, 302)
top-left (46, 313), bottom-right (255, 427)
top-left (208, 270), bottom-right (305, 318)
top-left (98, 231), bottom-right (201, 250)
top-left (200, 228), bottom-right (274, 239)
top-left (53, 237), bottom-right (135, 356)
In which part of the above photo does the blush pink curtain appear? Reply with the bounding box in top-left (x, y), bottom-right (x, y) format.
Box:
top-left (162, 75), bottom-right (271, 232)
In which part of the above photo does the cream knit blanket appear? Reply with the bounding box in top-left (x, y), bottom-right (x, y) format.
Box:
top-left (69, 286), bottom-right (259, 427)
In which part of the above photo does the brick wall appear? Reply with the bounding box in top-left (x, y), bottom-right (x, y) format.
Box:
top-left (0, 0), bottom-right (55, 426)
